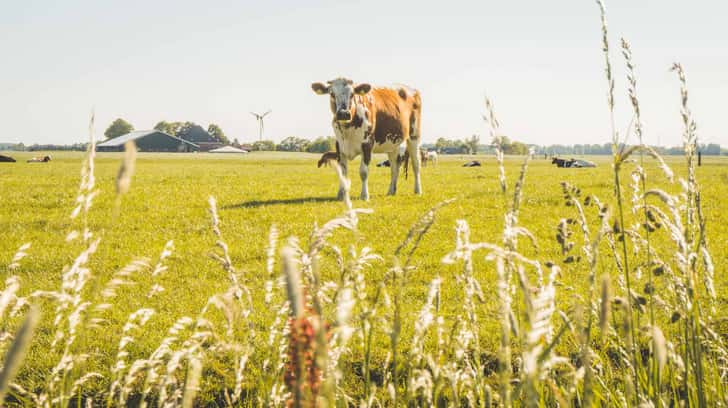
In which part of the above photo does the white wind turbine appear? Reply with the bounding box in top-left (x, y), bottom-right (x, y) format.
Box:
top-left (250, 110), bottom-right (272, 141)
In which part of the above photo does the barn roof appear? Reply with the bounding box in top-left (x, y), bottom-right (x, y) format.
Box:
top-left (97, 130), bottom-right (199, 148)
top-left (177, 125), bottom-right (216, 143)
top-left (209, 145), bottom-right (248, 153)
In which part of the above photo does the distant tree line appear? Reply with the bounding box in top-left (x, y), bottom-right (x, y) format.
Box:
top-left (248, 136), bottom-right (335, 153)
top-left (533, 143), bottom-right (723, 156)
top-left (7, 120), bottom-right (724, 156)
top-left (432, 136), bottom-right (476, 154)
top-left (424, 135), bottom-right (529, 155)
top-left (27, 143), bottom-right (89, 151)
top-left (0, 143), bottom-right (24, 151)
top-left (102, 118), bottom-right (230, 145)
top-left (0, 142), bottom-right (88, 151)
top-left (424, 138), bottom-right (725, 156)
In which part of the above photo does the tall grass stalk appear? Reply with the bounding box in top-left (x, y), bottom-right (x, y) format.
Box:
top-left (484, 97), bottom-right (506, 194)
top-left (621, 37), bottom-right (665, 404)
top-left (594, 0), bottom-right (640, 400)
top-left (68, 111), bottom-right (97, 244)
top-left (671, 62), bottom-right (707, 408)
top-left (7, 243), bottom-right (30, 271)
top-left (0, 306), bottom-right (39, 403)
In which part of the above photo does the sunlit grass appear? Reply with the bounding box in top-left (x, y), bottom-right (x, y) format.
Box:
top-left (1, 150), bottom-right (726, 405)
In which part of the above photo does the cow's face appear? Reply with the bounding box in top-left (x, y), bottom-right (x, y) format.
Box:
top-left (312, 78), bottom-right (371, 123)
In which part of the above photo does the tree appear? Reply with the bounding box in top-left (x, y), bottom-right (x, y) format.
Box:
top-left (277, 137), bottom-right (310, 152)
top-left (491, 135), bottom-right (511, 148)
top-left (207, 123), bottom-right (229, 144)
top-left (435, 137), bottom-right (451, 153)
top-left (506, 141), bottom-right (529, 155)
top-left (104, 118), bottom-right (134, 140)
top-left (701, 143), bottom-right (721, 155)
top-left (434, 137), bottom-right (470, 154)
top-left (466, 134), bottom-right (480, 155)
top-left (154, 121), bottom-right (183, 136)
top-left (176, 122), bottom-right (197, 139)
top-left (252, 140), bottom-right (276, 151)
top-left (232, 138), bottom-right (241, 147)
top-left (306, 137), bottom-right (335, 153)
top-left (490, 135), bottom-right (531, 155)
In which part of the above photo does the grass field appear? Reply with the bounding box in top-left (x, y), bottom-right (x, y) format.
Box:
top-left (1, 150), bottom-right (726, 405)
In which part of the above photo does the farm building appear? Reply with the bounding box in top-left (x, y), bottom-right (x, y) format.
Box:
top-left (96, 130), bottom-right (199, 152)
top-left (176, 125), bottom-right (224, 151)
top-left (209, 146), bottom-right (248, 154)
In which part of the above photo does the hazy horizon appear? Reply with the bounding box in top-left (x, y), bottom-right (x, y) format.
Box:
top-left (2, 1), bottom-right (726, 147)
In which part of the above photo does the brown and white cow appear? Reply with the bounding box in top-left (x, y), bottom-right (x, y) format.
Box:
top-left (311, 77), bottom-right (422, 201)
top-left (27, 155), bottom-right (51, 163)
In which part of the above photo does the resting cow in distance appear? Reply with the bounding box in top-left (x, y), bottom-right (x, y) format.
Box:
top-left (27, 155), bottom-right (51, 163)
top-left (312, 77), bottom-right (422, 201)
top-left (552, 157), bottom-right (575, 168)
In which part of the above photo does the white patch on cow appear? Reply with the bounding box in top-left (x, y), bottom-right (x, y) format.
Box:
top-left (334, 130), bottom-right (364, 160)
top-left (334, 105), bottom-right (368, 160)
top-left (356, 104), bottom-right (370, 127)
top-left (373, 140), bottom-right (400, 154)
top-left (329, 79), bottom-right (354, 122)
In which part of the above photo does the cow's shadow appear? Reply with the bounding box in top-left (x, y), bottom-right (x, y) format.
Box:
top-left (222, 196), bottom-right (338, 210)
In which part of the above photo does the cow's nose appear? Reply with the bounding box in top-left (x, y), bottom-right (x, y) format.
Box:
top-left (336, 110), bottom-right (352, 121)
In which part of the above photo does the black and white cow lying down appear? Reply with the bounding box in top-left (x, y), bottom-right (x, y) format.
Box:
top-left (312, 77), bottom-right (423, 201)
top-left (551, 157), bottom-right (596, 168)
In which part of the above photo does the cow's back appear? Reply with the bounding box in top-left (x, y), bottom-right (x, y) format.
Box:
top-left (369, 87), bottom-right (421, 151)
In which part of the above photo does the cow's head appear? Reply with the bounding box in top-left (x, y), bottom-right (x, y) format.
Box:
top-left (311, 78), bottom-right (371, 123)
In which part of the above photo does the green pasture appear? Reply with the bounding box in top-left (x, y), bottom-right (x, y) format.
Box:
top-left (0, 151), bottom-right (726, 403)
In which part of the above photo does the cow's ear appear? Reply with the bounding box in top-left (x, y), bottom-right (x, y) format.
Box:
top-left (312, 82), bottom-right (330, 95)
top-left (354, 83), bottom-right (371, 95)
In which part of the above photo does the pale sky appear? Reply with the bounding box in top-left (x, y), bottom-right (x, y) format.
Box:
top-left (1, 1), bottom-right (726, 147)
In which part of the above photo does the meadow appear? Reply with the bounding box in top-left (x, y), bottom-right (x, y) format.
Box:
top-left (0, 149), bottom-right (726, 406)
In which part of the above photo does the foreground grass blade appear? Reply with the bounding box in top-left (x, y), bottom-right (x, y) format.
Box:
top-left (0, 305), bottom-right (40, 403)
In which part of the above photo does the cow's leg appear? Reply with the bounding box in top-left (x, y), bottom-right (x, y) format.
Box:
top-left (386, 151), bottom-right (400, 195)
top-left (334, 141), bottom-right (347, 200)
top-left (360, 142), bottom-right (372, 201)
top-left (407, 139), bottom-right (422, 195)
top-left (337, 158), bottom-right (348, 200)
